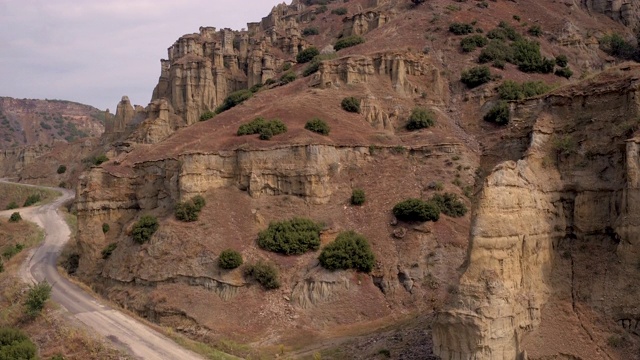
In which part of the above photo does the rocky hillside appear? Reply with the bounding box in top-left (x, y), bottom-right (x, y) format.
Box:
top-left (70, 0), bottom-right (640, 358)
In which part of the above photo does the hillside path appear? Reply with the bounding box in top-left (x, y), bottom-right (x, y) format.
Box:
top-left (0, 180), bottom-right (205, 360)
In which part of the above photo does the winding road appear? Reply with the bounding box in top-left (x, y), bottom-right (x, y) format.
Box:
top-left (0, 181), bottom-right (205, 360)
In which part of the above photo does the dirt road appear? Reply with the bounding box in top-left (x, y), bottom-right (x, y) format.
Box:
top-left (0, 181), bottom-right (205, 360)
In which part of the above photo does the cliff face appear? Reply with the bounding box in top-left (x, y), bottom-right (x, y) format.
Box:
top-left (434, 67), bottom-right (640, 360)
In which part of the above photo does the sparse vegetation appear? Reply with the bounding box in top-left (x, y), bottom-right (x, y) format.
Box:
top-left (237, 117), bottom-right (288, 140)
top-left (461, 66), bottom-right (492, 88)
top-left (199, 110), bottom-right (215, 121)
top-left (431, 193), bottom-right (467, 217)
top-left (553, 135), bottom-right (575, 155)
top-left (406, 107), bottom-right (436, 130)
top-left (555, 67), bottom-right (573, 79)
top-left (449, 22), bottom-right (474, 35)
top-left (131, 215), bottom-right (159, 244)
top-left (24, 281), bottom-right (52, 318)
top-left (555, 54), bottom-right (568, 67)
top-left (487, 21), bottom-right (521, 41)
top-left (57, 165), bottom-right (67, 174)
top-left (460, 34), bottom-right (488, 52)
top-left (101, 243), bottom-right (117, 259)
top-left (23, 194), bottom-right (41, 207)
top-left (9, 212), bottom-right (21, 223)
top-left (302, 27), bottom-right (319, 36)
top-left (331, 7), bottom-right (347, 15)
top-left (91, 154), bottom-right (109, 166)
top-left (257, 218), bottom-right (322, 255)
top-left (351, 188), bottom-right (366, 205)
top-left (599, 33), bottom-right (638, 60)
top-left (3, 243), bottom-right (24, 259)
top-left (393, 199), bottom-right (440, 222)
top-left (175, 195), bottom-right (206, 222)
top-left (497, 80), bottom-right (551, 100)
top-left (5, 202), bottom-right (18, 210)
top-left (334, 35), bottom-right (365, 51)
top-left (218, 249), bottom-right (243, 269)
top-left (484, 101), bottom-right (510, 125)
top-left (280, 71), bottom-right (297, 84)
top-left (341, 97), bottom-right (361, 113)
top-left (244, 261), bottom-right (280, 289)
top-left (0, 328), bottom-right (37, 359)
top-left (215, 89), bottom-right (253, 113)
top-left (318, 231), bottom-right (375, 272)
top-left (297, 47), bottom-right (320, 63)
top-left (305, 117), bottom-right (330, 135)
top-left (528, 25), bottom-right (542, 37)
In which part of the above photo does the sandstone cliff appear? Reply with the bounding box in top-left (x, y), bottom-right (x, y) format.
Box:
top-left (434, 66), bottom-right (640, 360)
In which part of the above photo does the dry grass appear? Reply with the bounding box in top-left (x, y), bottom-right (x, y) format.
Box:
top-left (0, 182), bottom-right (60, 210)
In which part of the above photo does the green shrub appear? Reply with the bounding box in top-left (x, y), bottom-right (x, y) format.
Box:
top-left (497, 80), bottom-right (551, 100)
top-left (297, 47), bottom-right (320, 63)
top-left (5, 202), bottom-right (18, 210)
top-left (244, 261), bottom-right (280, 289)
top-left (215, 90), bottom-right (253, 113)
top-left (393, 199), bottom-right (440, 222)
top-left (431, 193), bottom-right (467, 217)
top-left (303, 61), bottom-right (321, 76)
top-left (305, 118), bottom-right (330, 135)
top-left (101, 243), bottom-right (117, 259)
top-left (478, 40), bottom-right (512, 64)
top-left (484, 101), bottom-right (510, 125)
top-left (331, 7), bottom-right (347, 15)
top-left (449, 22), bottom-right (474, 35)
top-left (487, 21), bottom-right (521, 41)
top-left (265, 78), bottom-right (277, 86)
top-left (199, 110), bottom-right (215, 121)
top-left (302, 27), bottom-right (320, 36)
top-left (237, 117), bottom-right (288, 140)
top-left (258, 218), bottom-right (322, 255)
top-left (318, 231), bottom-right (375, 272)
top-left (57, 165), bottom-right (67, 174)
top-left (51, 354), bottom-right (66, 360)
top-left (219, 249), bottom-right (243, 269)
top-left (351, 188), bottom-right (365, 205)
top-left (175, 195), bottom-right (206, 222)
top-left (510, 39), bottom-right (554, 73)
top-left (24, 281), bottom-right (51, 318)
top-left (406, 107), bottom-right (435, 130)
top-left (8, 212), bottom-right (21, 223)
top-left (317, 5), bottom-right (328, 13)
top-left (341, 97), bottom-right (361, 113)
top-left (555, 54), bottom-right (568, 67)
top-left (0, 260), bottom-right (3, 273)
top-left (555, 67), bottom-right (573, 79)
top-left (249, 83), bottom-right (264, 93)
top-left (280, 72), bottom-right (297, 84)
top-left (334, 35), bottom-right (365, 51)
top-left (102, 223), bottom-right (110, 234)
top-left (23, 194), bottom-right (41, 207)
top-left (599, 33), bottom-right (637, 59)
top-left (0, 328), bottom-right (37, 360)
top-left (3, 243), bottom-right (24, 259)
top-left (282, 63), bottom-right (292, 71)
top-left (461, 34), bottom-right (488, 52)
top-left (131, 215), bottom-right (159, 244)
top-left (528, 25), bottom-right (542, 37)
top-left (92, 154), bottom-right (109, 166)
top-left (461, 66), bottom-right (492, 88)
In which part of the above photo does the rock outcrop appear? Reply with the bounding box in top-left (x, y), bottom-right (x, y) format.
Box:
top-left (580, 0), bottom-right (640, 33)
top-left (433, 67), bottom-right (640, 359)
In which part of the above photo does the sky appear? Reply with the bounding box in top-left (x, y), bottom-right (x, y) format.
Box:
top-left (0, 0), bottom-right (280, 111)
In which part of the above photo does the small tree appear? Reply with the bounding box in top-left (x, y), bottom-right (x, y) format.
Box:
top-left (296, 47), bottom-right (320, 63)
top-left (24, 281), bottom-right (52, 318)
top-left (351, 188), bottom-right (366, 206)
top-left (57, 165), bottom-right (67, 174)
top-left (305, 118), bottom-right (330, 135)
top-left (484, 101), bottom-right (510, 125)
top-left (219, 249), bottom-right (243, 269)
top-left (131, 215), bottom-right (159, 244)
top-left (258, 218), bottom-right (322, 255)
top-left (406, 107), bottom-right (436, 130)
top-left (393, 199), bottom-right (440, 222)
top-left (9, 212), bottom-right (21, 223)
top-left (318, 231), bottom-right (375, 272)
top-left (341, 97), bottom-right (361, 113)
top-left (244, 261), bottom-right (280, 289)
top-left (461, 66), bottom-right (492, 88)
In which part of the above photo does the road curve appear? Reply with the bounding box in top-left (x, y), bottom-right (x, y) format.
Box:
top-left (0, 181), bottom-right (205, 360)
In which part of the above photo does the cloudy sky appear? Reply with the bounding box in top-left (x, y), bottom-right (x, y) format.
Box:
top-left (0, 0), bottom-right (280, 111)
